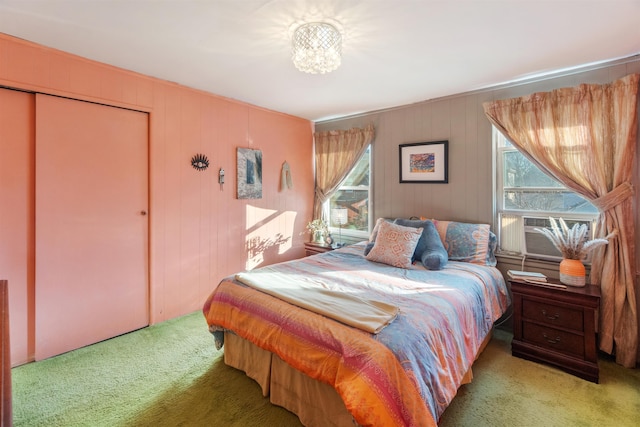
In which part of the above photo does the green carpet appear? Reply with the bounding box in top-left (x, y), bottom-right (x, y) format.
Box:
top-left (12, 311), bottom-right (301, 427)
top-left (440, 329), bottom-right (640, 427)
top-left (11, 311), bottom-right (640, 426)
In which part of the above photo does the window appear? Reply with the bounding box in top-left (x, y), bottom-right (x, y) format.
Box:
top-left (325, 146), bottom-right (371, 242)
top-left (494, 128), bottom-right (597, 258)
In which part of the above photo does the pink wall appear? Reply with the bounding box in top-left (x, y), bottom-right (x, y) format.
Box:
top-left (0, 33), bottom-right (314, 365)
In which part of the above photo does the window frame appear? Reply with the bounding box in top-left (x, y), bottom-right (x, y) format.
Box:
top-left (323, 145), bottom-right (371, 242)
top-left (493, 127), bottom-right (597, 257)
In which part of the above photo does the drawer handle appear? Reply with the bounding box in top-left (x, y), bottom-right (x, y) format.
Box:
top-left (543, 333), bottom-right (561, 344)
top-left (541, 309), bottom-right (560, 321)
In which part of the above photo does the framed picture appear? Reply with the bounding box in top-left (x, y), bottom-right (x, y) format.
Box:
top-left (399, 140), bottom-right (448, 183)
top-left (237, 147), bottom-right (263, 199)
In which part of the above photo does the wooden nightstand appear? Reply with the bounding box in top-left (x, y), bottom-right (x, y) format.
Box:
top-left (510, 278), bottom-right (600, 383)
top-left (304, 242), bottom-right (334, 256)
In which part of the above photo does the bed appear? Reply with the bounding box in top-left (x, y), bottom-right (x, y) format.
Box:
top-left (203, 218), bottom-right (510, 426)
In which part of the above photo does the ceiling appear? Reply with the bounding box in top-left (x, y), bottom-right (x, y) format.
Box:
top-left (0, 0), bottom-right (639, 122)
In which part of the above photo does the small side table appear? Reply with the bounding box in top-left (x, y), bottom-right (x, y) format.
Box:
top-left (510, 278), bottom-right (600, 383)
top-left (304, 242), bottom-right (334, 257)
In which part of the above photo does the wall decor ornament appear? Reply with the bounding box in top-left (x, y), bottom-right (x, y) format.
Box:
top-left (237, 147), bottom-right (263, 199)
top-left (399, 140), bottom-right (448, 183)
top-left (191, 154), bottom-right (209, 171)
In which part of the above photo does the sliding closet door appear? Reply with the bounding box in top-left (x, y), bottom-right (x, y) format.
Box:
top-left (35, 94), bottom-right (149, 360)
top-left (0, 88), bottom-right (34, 366)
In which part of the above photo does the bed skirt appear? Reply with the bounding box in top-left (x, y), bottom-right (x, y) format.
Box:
top-left (223, 329), bottom-right (493, 427)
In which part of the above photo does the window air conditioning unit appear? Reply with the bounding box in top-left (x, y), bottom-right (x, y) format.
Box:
top-left (522, 216), bottom-right (594, 262)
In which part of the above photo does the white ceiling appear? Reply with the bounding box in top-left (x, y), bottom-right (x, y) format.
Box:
top-left (0, 0), bottom-right (639, 122)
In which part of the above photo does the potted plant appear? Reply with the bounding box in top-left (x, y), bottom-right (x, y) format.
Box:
top-left (305, 219), bottom-right (329, 245)
top-left (535, 217), bottom-right (611, 287)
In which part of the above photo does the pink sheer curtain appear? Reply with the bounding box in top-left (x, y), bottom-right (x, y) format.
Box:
top-left (483, 74), bottom-right (639, 367)
top-left (313, 124), bottom-right (375, 220)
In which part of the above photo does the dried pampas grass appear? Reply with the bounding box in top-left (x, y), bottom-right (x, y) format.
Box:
top-left (535, 217), bottom-right (613, 260)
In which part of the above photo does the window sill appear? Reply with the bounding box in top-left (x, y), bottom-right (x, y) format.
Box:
top-left (495, 252), bottom-right (591, 282)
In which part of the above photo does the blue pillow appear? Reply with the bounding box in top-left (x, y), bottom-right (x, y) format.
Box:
top-left (393, 218), bottom-right (448, 270)
top-left (364, 241), bottom-right (375, 256)
top-left (486, 231), bottom-right (497, 267)
top-left (420, 238), bottom-right (448, 270)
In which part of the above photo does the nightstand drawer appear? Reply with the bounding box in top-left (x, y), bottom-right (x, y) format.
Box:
top-left (304, 242), bottom-right (334, 256)
top-left (510, 279), bottom-right (600, 382)
top-left (522, 299), bottom-right (583, 331)
top-left (522, 322), bottom-right (584, 358)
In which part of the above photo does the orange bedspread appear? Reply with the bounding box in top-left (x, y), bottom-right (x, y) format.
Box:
top-left (203, 244), bottom-right (510, 426)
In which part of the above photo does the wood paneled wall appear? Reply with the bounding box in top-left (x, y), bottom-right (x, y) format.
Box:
top-left (316, 57), bottom-right (640, 247)
top-left (315, 92), bottom-right (498, 225)
top-left (0, 34), bottom-right (314, 365)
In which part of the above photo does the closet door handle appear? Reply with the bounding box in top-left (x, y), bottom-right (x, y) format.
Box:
top-left (140, 210), bottom-right (147, 216)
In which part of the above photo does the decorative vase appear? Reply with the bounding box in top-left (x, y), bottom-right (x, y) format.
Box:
top-left (312, 231), bottom-right (326, 245)
top-left (559, 258), bottom-right (586, 287)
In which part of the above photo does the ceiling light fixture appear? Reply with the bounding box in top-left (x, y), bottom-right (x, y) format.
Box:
top-left (291, 22), bottom-right (342, 74)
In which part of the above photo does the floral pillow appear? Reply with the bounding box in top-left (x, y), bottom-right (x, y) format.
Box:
top-left (431, 219), bottom-right (494, 266)
top-left (365, 220), bottom-right (423, 268)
